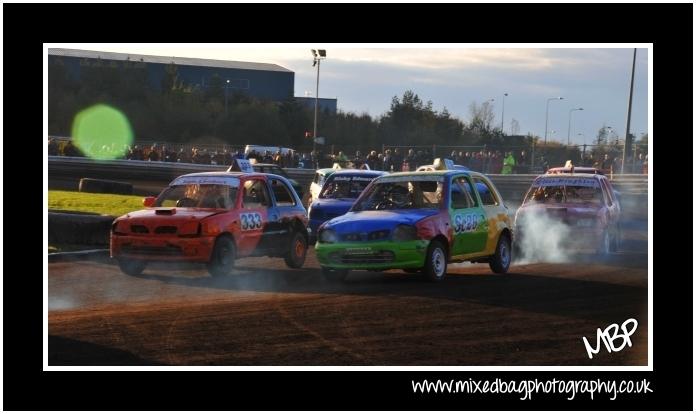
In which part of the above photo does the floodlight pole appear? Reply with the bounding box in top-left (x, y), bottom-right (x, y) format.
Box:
top-left (621, 48), bottom-right (637, 174)
top-left (313, 57), bottom-right (321, 155)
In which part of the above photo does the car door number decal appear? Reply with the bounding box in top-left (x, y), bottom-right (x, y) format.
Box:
top-left (240, 213), bottom-right (263, 231)
top-left (454, 213), bottom-right (481, 233)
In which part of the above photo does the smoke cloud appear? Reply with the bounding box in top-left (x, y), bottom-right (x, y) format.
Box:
top-left (513, 209), bottom-right (575, 264)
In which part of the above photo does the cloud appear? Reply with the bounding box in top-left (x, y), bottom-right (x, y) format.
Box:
top-left (68, 45), bottom-right (649, 143)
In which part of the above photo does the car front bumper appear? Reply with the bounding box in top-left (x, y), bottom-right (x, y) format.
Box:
top-left (315, 239), bottom-right (428, 270)
top-left (110, 234), bottom-right (216, 262)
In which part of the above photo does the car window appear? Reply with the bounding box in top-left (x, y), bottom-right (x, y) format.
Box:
top-left (473, 177), bottom-right (498, 206)
top-left (450, 176), bottom-right (476, 209)
top-left (566, 185), bottom-right (604, 205)
top-left (599, 179), bottom-right (613, 206)
top-left (156, 184), bottom-right (237, 209)
top-left (242, 180), bottom-right (270, 209)
top-left (270, 179), bottom-right (296, 207)
top-left (319, 175), bottom-right (375, 199)
top-left (352, 178), bottom-right (444, 211)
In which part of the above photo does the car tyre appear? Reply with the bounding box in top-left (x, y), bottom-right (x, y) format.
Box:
top-left (322, 267), bottom-right (349, 282)
top-left (284, 232), bottom-right (308, 269)
top-left (118, 259), bottom-right (147, 276)
top-left (423, 240), bottom-right (447, 282)
top-left (489, 234), bottom-right (512, 274)
top-left (207, 235), bottom-right (236, 277)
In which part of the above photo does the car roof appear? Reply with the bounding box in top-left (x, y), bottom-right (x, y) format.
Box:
top-left (175, 171), bottom-right (286, 181)
top-left (538, 173), bottom-right (604, 179)
top-left (417, 164), bottom-right (469, 170)
top-left (180, 171), bottom-right (246, 178)
top-left (252, 163), bottom-right (283, 168)
top-left (547, 167), bottom-right (604, 174)
top-left (329, 169), bottom-right (386, 177)
top-left (381, 170), bottom-right (477, 179)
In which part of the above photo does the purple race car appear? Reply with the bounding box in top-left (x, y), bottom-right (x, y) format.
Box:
top-left (514, 173), bottom-right (621, 255)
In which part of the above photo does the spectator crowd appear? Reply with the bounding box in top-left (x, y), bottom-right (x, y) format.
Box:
top-left (48, 137), bottom-right (648, 175)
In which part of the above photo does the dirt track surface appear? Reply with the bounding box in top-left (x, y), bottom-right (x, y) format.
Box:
top-left (48, 224), bottom-right (648, 366)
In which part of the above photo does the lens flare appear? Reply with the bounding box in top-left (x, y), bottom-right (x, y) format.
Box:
top-left (71, 104), bottom-right (133, 159)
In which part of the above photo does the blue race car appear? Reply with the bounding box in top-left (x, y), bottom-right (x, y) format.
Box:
top-left (307, 169), bottom-right (387, 240)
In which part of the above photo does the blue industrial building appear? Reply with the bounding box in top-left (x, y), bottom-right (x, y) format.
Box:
top-left (48, 48), bottom-right (295, 102)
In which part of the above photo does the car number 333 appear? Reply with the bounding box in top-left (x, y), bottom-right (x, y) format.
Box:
top-left (240, 213), bottom-right (263, 230)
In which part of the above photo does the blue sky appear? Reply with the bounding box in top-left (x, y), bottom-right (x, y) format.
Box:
top-left (72, 45), bottom-right (649, 146)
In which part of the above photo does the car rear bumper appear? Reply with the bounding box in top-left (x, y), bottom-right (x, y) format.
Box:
top-left (316, 239), bottom-right (428, 269)
top-left (110, 234), bottom-right (216, 262)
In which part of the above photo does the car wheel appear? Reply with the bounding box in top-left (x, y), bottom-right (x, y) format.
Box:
top-left (118, 259), bottom-right (147, 276)
top-left (284, 232), bottom-right (308, 269)
top-left (423, 240), bottom-right (447, 282)
top-left (207, 235), bottom-right (236, 277)
top-left (489, 234), bottom-right (511, 274)
top-left (322, 267), bottom-right (349, 282)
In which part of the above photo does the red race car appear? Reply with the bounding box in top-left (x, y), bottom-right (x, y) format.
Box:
top-left (111, 171), bottom-right (309, 276)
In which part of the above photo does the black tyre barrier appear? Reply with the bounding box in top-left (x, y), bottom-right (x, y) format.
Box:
top-left (48, 212), bottom-right (115, 246)
top-left (79, 178), bottom-right (133, 195)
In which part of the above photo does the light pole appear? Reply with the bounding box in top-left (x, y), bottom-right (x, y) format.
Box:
top-left (501, 93), bottom-right (508, 135)
top-left (567, 107), bottom-right (583, 145)
top-left (621, 48), bottom-right (637, 174)
top-left (225, 79), bottom-right (230, 116)
top-left (544, 96), bottom-right (563, 145)
top-left (311, 49), bottom-right (326, 156)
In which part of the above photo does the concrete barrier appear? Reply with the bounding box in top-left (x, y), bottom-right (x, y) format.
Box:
top-left (48, 212), bottom-right (115, 246)
top-left (49, 157), bottom-right (649, 219)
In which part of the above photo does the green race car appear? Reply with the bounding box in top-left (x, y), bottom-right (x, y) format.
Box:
top-left (315, 170), bottom-right (514, 282)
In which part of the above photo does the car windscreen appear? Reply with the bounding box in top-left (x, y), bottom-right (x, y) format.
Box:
top-left (524, 177), bottom-right (603, 206)
top-left (319, 175), bottom-right (377, 199)
top-left (155, 184), bottom-right (238, 209)
top-left (352, 177), bottom-right (443, 211)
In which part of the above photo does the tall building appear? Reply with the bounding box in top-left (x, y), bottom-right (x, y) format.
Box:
top-left (48, 48), bottom-right (294, 101)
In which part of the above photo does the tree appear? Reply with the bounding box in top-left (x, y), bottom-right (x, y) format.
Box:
top-left (278, 98), bottom-right (313, 149)
top-left (636, 133), bottom-right (648, 155)
top-left (595, 125), bottom-right (609, 145)
top-left (376, 90), bottom-right (465, 149)
top-left (468, 100), bottom-right (496, 133)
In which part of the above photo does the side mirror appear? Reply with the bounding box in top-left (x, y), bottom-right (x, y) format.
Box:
top-left (143, 196), bottom-right (156, 207)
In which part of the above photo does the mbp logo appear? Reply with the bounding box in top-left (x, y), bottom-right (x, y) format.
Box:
top-left (582, 318), bottom-right (638, 359)
top-left (240, 213), bottom-right (263, 231)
